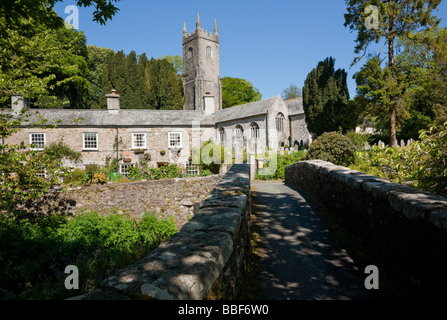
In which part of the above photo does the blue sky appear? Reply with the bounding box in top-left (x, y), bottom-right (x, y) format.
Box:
top-left (54, 0), bottom-right (447, 100)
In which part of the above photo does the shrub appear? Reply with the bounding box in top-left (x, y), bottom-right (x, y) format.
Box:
top-left (92, 172), bottom-right (108, 184)
top-left (256, 150), bottom-right (307, 180)
top-left (307, 132), bottom-right (357, 166)
top-left (0, 210), bottom-right (177, 300)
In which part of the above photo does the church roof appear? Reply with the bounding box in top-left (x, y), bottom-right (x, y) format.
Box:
top-left (285, 98), bottom-right (305, 116)
top-left (11, 109), bottom-right (215, 127)
top-left (214, 95), bottom-right (282, 124)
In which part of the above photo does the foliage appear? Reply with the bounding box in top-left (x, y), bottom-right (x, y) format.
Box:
top-left (87, 45), bottom-right (115, 109)
top-left (345, 131), bottom-right (372, 150)
top-left (344, 0), bottom-right (442, 147)
top-left (43, 141), bottom-right (82, 163)
top-left (128, 164), bottom-right (181, 181)
top-left (0, 0), bottom-right (120, 33)
top-left (198, 140), bottom-right (226, 174)
top-left (255, 151), bottom-right (307, 180)
top-left (221, 77), bottom-right (262, 109)
top-left (307, 132), bottom-right (357, 166)
top-left (100, 52), bottom-right (184, 110)
top-left (92, 172), bottom-right (107, 184)
top-left (350, 122), bottom-right (447, 197)
top-left (281, 84), bottom-right (302, 101)
top-left (302, 57), bottom-right (353, 137)
top-left (0, 210), bottom-right (176, 299)
top-left (63, 169), bottom-right (90, 186)
top-left (0, 112), bottom-right (70, 214)
top-left (0, 17), bottom-right (92, 109)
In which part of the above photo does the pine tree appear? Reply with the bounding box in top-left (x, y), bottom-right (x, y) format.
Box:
top-left (303, 57), bottom-right (351, 138)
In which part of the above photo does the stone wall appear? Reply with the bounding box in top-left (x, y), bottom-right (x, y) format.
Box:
top-left (285, 160), bottom-right (447, 299)
top-left (70, 164), bottom-right (251, 300)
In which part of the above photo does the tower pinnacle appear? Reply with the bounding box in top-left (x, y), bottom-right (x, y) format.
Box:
top-left (183, 21), bottom-right (187, 37)
top-left (196, 12), bottom-right (201, 30)
top-left (214, 19), bottom-right (218, 36)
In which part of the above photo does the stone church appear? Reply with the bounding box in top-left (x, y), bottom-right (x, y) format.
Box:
top-left (4, 14), bottom-right (311, 176)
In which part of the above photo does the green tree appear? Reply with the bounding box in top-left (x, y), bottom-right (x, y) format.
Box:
top-left (344, 0), bottom-right (442, 147)
top-left (221, 77), bottom-right (262, 109)
top-left (158, 55), bottom-right (184, 75)
top-left (281, 84), bottom-right (302, 100)
top-left (302, 57), bottom-right (351, 138)
top-left (87, 45), bottom-right (115, 109)
top-left (0, 0), bottom-right (120, 31)
top-left (0, 18), bottom-right (92, 109)
top-left (0, 112), bottom-right (71, 214)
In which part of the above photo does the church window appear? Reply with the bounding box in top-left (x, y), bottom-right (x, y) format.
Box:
top-left (276, 113), bottom-right (285, 132)
top-left (169, 132), bottom-right (182, 148)
top-left (250, 123), bottom-right (260, 140)
top-left (188, 47), bottom-right (193, 59)
top-left (235, 125), bottom-right (244, 140)
top-left (206, 46), bottom-right (213, 58)
top-left (219, 127), bottom-right (225, 143)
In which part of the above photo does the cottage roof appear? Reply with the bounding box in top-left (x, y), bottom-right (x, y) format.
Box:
top-left (9, 109), bottom-right (215, 127)
top-left (214, 95), bottom-right (282, 124)
top-left (284, 98), bottom-right (304, 116)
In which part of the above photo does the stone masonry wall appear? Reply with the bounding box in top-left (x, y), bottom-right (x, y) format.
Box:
top-left (70, 164), bottom-right (251, 300)
top-left (285, 160), bottom-right (447, 299)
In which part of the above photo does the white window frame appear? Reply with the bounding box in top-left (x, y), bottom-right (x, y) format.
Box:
top-left (120, 163), bottom-right (134, 178)
top-left (168, 132), bottom-right (182, 149)
top-left (132, 133), bottom-right (147, 150)
top-left (29, 133), bottom-right (46, 151)
top-left (83, 132), bottom-right (98, 151)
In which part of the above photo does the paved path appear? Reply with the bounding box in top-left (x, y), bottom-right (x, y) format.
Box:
top-left (251, 182), bottom-right (370, 300)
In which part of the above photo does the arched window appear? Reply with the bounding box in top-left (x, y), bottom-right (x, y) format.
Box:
top-left (276, 113), bottom-right (285, 132)
top-left (250, 122), bottom-right (260, 140)
top-left (206, 46), bottom-right (213, 58)
top-left (235, 125), bottom-right (244, 141)
top-left (188, 47), bottom-right (194, 59)
top-left (218, 127), bottom-right (225, 143)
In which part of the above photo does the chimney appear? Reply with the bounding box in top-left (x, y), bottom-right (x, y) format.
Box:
top-left (106, 89), bottom-right (120, 110)
top-left (11, 95), bottom-right (30, 113)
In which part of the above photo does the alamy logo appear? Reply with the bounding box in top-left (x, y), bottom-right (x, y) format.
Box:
top-left (64, 265), bottom-right (79, 290)
top-left (364, 5), bottom-right (379, 30)
top-left (364, 265), bottom-right (379, 290)
top-left (64, 5), bottom-right (79, 30)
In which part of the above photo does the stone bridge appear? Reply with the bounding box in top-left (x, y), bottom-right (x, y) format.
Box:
top-left (71, 160), bottom-right (447, 300)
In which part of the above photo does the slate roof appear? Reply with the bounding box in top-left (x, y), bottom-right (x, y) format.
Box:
top-left (284, 98), bottom-right (305, 116)
top-left (10, 109), bottom-right (215, 127)
top-left (214, 95), bottom-right (282, 124)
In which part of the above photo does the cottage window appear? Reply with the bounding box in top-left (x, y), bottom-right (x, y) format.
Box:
top-left (132, 133), bottom-right (146, 149)
top-left (120, 163), bottom-right (134, 178)
top-left (169, 132), bottom-right (182, 148)
top-left (29, 133), bottom-right (46, 150)
top-left (83, 133), bottom-right (98, 150)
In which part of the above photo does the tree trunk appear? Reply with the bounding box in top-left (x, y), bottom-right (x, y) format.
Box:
top-left (388, 32), bottom-right (398, 148)
top-left (389, 108), bottom-right (398, 148)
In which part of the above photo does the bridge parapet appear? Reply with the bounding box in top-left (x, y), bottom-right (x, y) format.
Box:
top-left (70, 164), bottom-right (251, 300)
top-left (285, 160), bottom-right (447, 299)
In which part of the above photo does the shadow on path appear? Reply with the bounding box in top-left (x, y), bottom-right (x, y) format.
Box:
top-left (251, 181), bottom-right (371, 300)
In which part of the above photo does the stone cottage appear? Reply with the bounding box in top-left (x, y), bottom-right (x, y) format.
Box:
top-left (2, 14), bottom-right (311, 175)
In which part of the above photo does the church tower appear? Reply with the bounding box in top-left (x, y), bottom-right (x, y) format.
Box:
top-left (183, 13), bottom-right (222, 114)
